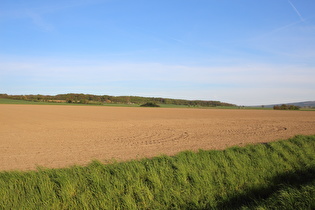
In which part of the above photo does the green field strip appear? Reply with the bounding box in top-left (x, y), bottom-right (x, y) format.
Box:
top-left (0, 135), bottom-right (314, 209)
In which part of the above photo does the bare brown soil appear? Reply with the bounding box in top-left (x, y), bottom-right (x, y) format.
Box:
top-left (0, 104), bottom-right (314, 171)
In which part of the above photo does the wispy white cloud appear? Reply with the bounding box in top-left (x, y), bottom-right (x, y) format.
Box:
top-left (249, 20), bottom-right (301, 42)
top-left (168, 37), bottom-right (186, 44)
top-left (0, 0), bottom-right (103, 17)
top-left (2, 57), bottom-right (314, 83)
top-left (1, 56), bottom-right (314, 105)
top-left (26, 11), bottom-right (54, 31)
top-left (0, 0), bottom-right (105, 31)
top-left (288, 0), bottom-right (304, 22)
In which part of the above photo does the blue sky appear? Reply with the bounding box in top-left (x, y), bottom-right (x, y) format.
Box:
top-left (1, 0), bottom-right (315, 105)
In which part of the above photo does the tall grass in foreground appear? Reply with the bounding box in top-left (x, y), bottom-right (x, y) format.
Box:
top-left (0, 135), bottom-right (314, 209)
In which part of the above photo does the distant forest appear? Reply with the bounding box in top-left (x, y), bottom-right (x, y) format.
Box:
top-left (0, 93), bottom-right (235, 107)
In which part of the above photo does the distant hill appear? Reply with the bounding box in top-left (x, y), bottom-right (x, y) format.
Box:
top-left (0, 93), bottom-right (236, 107)
top-left (263, 101), bottom-right (315, 108)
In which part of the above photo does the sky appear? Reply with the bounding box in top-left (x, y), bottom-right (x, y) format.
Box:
top-left (1, 0), bottom-right (315, 106)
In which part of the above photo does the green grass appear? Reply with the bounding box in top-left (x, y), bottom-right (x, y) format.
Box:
top-left (0, 135), bottom-right (314, 209)
top-left (0, 98), bottom-right (54, 105)
top-left (300, 107), bottom-right (315, 111)
top-left (0, 98), bottom-right (137, 107)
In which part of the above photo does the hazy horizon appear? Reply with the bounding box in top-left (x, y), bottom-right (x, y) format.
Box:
top-left (1, 0), bottom-right (315, 106)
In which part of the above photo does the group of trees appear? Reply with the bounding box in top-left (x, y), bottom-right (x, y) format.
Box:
top-left (273, 104), bottom-right (300, 110)
top-left (140, 102), bottom-right (160, 107)
top-left (0, 93), bottom-right (235, 107)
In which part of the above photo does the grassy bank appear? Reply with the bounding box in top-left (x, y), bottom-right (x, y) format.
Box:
top-left (1, 135), bottom-right (314, 209)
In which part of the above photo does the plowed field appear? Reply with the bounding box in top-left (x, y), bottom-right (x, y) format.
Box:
top-left (1, 104), bottom-right (314, 171)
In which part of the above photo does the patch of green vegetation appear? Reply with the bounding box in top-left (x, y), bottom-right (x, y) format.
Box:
top-left (0, 98), bottom-right (136, 107)
top-left (0, 98), bottom-right (55, 105)
top-left (101, 103), bottom-right (139, 107)
top-left (158, 104), bottom-right (191, 108)
top-left (242, 106), bottom-right (273, 110)
top-left (300, 107), bottom-right (315, 111)
top-left (0, 135), bottom-right (314, 209)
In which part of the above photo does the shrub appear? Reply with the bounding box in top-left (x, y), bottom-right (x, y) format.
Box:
top-left (140, 102), bottom-right (160, 107)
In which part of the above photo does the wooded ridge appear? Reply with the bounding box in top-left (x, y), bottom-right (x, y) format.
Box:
top-left (0, 93), bottom-right (235, 107)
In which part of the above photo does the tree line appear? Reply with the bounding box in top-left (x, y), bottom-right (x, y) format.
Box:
top-left (0, 93), bottom-right (236, 107)
top-left (273, 104), bottom-right (300, 110)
